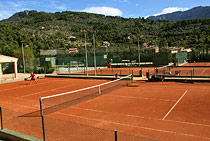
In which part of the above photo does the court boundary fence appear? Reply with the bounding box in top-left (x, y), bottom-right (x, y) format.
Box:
top-left (0, 106), bottom-right (155, 141)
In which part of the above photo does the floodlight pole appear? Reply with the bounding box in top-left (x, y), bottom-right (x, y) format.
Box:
top-left (85, 32), bottom-right (88, 76)
top-left (93, 33), bottom-right (97, 76)
top-left (138, 36), bottom-right (141, 67)
top-left (21, 41), bottom-right (26, 74)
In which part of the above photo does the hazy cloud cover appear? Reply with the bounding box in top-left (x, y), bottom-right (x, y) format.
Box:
top-left (153, 7), bottom-right (189, 16)
top-left (82, 7), bottom-right (123, 16)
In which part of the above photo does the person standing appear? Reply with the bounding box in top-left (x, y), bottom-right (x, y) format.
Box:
top-left (115, 73), bottom-right (118, 79)
top-left (30, 73), bottom-right (38, 84)
top-left (108, 62), bottom-right (111, 69)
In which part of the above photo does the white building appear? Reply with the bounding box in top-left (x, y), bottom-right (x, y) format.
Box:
top-left (0, 55), bottom-right (18, 79)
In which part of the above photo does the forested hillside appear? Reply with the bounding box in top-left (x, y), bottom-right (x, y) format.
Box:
top-left (0, 10), bottom-right (210, 62)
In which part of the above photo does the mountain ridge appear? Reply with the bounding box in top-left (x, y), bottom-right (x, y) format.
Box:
top-left (148, 6), bottom-right (210, 21)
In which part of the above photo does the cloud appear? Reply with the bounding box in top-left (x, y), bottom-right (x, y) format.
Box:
top-left (110, 0), bottom-right (128, 3)
top-left (117, 0), bottom-right (128, 2)
top-left (54, 5), bottom-right (67, 11)
top-left (82, 7), bottom-right (123, 16)
top-left (154, 7), bottom-right (189, 16)
top-left (0, 1), bottom-right (32, 20)
top-left (0, 10), bottom-right (14, 20)
top-left (6, 1), bottom-right (22, 8)
top-left (0, 0), bottom-right (67, 20)
top-left (49, 0), bottom-right (67, 11)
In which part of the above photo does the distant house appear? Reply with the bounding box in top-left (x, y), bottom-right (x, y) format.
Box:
top-left (40, 49), bottom-right (58, 56)
top-left (69, 36), bottom-right (77, 41)
top-left (168, 47), bottom-right (192, 54)
top-left (102, 41), bottom-right (110, 47)
top-left (69, 48), bottom-right (78, 53)
top-left (182, 48), bottom-right (192, 53)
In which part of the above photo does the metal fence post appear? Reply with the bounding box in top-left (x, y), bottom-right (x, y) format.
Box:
top-left (0, 107), bottom-right (3, 130)
top-left (115, 130), bottom-right (117, 141)
top-left (40, 99), bottom-right (46, 141)
top-left (99, 85), bottom-right (101, 95)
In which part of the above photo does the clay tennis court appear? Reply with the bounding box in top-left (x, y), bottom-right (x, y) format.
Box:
top-left (182, 62), bottom-right (210, 66)
top-left (1, 75), bottom-right (210, 140)
top-left (158, 62), bottom-right (210, 76)
top-left (74, 67), bottom-right (156, 76)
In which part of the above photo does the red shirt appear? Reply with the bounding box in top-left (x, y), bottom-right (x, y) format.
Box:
top-left (31, 73), bottom-right (35, 79)
top-left (109, 63), bottom-right (111, 67)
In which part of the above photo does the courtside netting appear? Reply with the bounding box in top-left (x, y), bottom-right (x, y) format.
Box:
top-left (156, 65), bottom-right (172, 75)
top-left (40, 74), bottom-right (132, 115)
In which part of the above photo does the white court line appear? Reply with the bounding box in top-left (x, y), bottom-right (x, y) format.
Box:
top-left (56, 111), bottom-right (210, 140)
top-left (162, 90), bottom-right (188, 120)
top-left (106, 94), bottom-right (177, 102)
top-left (201, 69), bottom-right (206, 75)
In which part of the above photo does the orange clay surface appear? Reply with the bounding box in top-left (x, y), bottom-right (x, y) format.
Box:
top-left (1, 77), bottom-right (210, 140)
top-left (165, 62), bottom-right (210, 76)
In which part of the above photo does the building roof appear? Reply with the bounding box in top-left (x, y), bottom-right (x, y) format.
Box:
top-left (0, 55), bottom-right (18, 63)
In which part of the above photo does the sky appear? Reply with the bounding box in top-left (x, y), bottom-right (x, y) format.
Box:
top-left (0, 0), bottom-right (210, 20)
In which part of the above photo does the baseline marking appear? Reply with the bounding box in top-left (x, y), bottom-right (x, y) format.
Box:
top-left (162, 90), bottom-right (188, 120)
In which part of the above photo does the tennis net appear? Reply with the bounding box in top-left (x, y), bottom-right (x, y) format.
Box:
top-left (40, 74), bottom-right (132, 115)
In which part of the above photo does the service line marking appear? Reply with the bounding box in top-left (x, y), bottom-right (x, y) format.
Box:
top-left (201, 69), bottom-right (206, 75)
top-left (162, 90), bottom-right (188, 120)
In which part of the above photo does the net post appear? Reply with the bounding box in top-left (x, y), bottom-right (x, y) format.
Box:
top-left (99, 85), bottom-right (101, 95)
top-left (131, 70), bottom-right (134, 83)
top-left (115, 130), bottom-right (118, 141)
top-left (40, 98), bottom-right (46, 141)
top-left (0, 107), bottom-right (3, 130)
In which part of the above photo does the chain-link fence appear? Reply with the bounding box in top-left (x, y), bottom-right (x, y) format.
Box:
top-left (156, 65), bottom-right (210, 78)
top-left (0, 107), bottom-right (155, 141)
